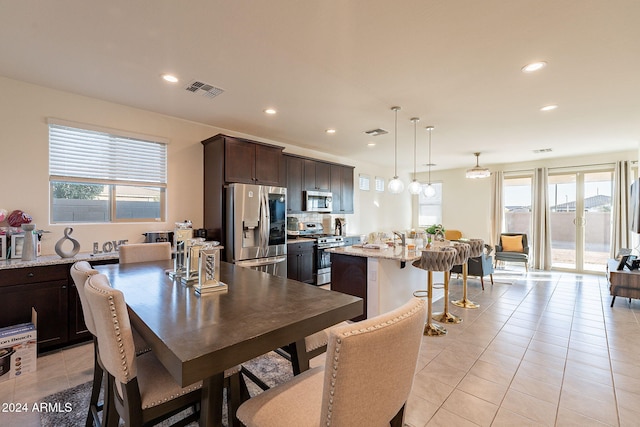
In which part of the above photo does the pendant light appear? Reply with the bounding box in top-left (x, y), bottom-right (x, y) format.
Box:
top-left (387, 106), bottom-right (405, 194)
top-left (424, 126), bottom-right (436, 198)
top-left (407, 117), bottom-right (422, 195)
top-left (465, 152), bottom-right (491, 179)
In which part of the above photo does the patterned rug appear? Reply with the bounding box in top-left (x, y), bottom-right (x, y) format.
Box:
top-left (40, 351), bottom-right (293, 427)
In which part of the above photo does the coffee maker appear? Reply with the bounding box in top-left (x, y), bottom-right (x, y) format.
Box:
top-left (334, 218), bottom-right (346, 236)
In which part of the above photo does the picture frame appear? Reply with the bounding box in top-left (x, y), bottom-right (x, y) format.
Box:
top-left (0, 235), bottom-right (5, 260)
top-left (11, 234), bottom-right (24, 259)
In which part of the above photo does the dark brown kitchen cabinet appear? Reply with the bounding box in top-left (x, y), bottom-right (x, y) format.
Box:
top-left (304, 159), bottom-right (331, 191)
top-left (330, 164), bottom-right (355, 214)
top-left (224, 137), bottom-right (284, 186)
top-left (0, 258), bottom-right (119, 353)
top-left (287, 240), bottom-right (315, 284)
top-left (330, 252), bottom-right (367, 321)
top-left (285, 155), bottom-right (305, 213)
top-left (0, 264), bottom-right (69, 352)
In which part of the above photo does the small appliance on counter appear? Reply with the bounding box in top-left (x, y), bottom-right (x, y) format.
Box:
top-left (334, 218), bottom-right (347, 236)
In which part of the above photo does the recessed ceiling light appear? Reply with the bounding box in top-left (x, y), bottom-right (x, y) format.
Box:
top-left (264, 108), bottom-right (277, 115)
top-left (540, 104), bottom-right (558, 111)
top-left (161, 74), bottom-right (179, 83)
top-left (522, 61), bottom-right (547, 73)
top-left (326, 129), bottom-right (336, 134)
top-left (367, 142), bottom-right (376, 147)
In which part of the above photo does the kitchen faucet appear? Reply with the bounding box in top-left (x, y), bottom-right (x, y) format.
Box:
top-left (393, 231), bottom-right (406, 247)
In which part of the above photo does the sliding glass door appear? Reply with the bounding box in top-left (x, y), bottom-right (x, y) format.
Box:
top-left (548, 168), bottom-right (613, 272)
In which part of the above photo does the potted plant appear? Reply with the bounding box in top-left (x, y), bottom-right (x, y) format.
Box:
top-left (425, 224), bottom-right (445, 242)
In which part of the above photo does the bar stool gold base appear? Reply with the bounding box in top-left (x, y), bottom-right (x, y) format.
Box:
top-left (433, 311), bottom-right (462, 324)
top-left (424, 322), bottom-right (447, 336)
top-left (451, 298), bottom-right (479, 309)
top-left (453, 264), bottom-right (479, 309)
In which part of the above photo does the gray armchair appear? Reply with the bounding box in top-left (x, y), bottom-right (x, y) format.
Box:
top-left (451, 244), bottom-right (494, 289)
top-left (495, 233), bottom-right (529, 271)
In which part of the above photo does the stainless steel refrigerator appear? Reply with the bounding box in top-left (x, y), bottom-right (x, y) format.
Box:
top-left (225, 183), bottom-right (287, 277)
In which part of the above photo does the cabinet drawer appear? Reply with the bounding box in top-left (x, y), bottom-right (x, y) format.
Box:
top-left (288, 242), bottom-right (314, 252)
top-left (0, 264), bottom-right (69, 286)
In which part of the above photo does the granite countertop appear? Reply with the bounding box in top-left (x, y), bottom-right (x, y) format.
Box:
top-left (325, 245), bottom-right (423, 262)
top-left (0, 252), bottom-right (120, 270)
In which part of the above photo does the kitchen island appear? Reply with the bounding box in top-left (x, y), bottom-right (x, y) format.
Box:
top-left (327, 245), bottom-right (444, 320)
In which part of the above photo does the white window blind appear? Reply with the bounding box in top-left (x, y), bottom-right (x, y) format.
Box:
top-left (49, 123), bottom-right (167, 186)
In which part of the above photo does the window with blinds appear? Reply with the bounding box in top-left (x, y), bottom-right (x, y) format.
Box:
top-left (48, 121), bottom-right (167, 223)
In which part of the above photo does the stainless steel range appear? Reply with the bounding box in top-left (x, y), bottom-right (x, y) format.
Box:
top-left (287, 222), bottom-right (344, 285)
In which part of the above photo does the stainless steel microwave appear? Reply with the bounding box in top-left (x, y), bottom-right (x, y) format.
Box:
top-left (304, 190), bottom-right (333, 212)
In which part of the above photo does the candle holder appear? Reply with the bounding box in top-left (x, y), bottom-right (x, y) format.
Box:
top-left (195, 246), bottom-right (227, 295)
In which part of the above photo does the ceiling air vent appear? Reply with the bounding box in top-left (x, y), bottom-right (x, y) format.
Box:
top-left (364, 128), bottom-right (388, 136)
top-left (184, 80), bottom-right (225, 99)
top-left (533, 148), bottom-right (553, 153)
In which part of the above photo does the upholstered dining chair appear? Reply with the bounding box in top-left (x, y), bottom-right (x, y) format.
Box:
top-left (70, 261), bottom-right (150, 427)
top-left (236, 297), bottom-right (428, 427)
top-left (275, 322), bottom-right (350, 376)
top-left (84, 273), bottom-right (248, 427)
top-left (84, 273), bottom-right (202, 427)
top-left (494, 233), bottom-right (529, 271)
top-left (119, 242), bottom-right (172, 264)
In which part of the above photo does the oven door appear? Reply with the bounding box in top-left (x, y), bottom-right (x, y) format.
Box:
top-left (315, 243), bottom-right (343, 285)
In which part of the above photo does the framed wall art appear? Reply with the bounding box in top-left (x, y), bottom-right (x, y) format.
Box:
top-left (0, 235), bottom-right (5, 260)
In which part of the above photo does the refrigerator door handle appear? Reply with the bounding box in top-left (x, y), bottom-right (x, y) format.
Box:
top-left (235, 256), bottom-right (286, 268)
top-left (259, 187), bottom-right (270, 254)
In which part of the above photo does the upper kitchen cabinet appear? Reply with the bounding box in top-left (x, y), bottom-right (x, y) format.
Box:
top-left (224, 137), bottom-right (284, 186)
top-left (330, 164), bottom-right (355, 214)
top-left (285, 155), bottom-right (304, 213)
top-left (304, 159), bottom-right (331, 191)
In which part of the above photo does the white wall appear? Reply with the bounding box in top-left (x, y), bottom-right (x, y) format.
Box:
top-left (413, 150), bottom-right (637, 244)
top-left (0, 76), bottom-right (411, 255)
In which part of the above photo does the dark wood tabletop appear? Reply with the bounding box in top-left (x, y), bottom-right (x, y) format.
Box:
top-left (94, 259), bottom-right (362, 427)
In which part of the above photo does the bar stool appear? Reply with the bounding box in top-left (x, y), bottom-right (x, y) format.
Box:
top-left (452, 239), bottom-right (483, 309)
top-left (412, 247), bottom-right (456, 336)
top-left (434, 242), bottom-right (470, 324)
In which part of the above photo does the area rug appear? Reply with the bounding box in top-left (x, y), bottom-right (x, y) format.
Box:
top-left (40, 351), bottom-right (293, 427)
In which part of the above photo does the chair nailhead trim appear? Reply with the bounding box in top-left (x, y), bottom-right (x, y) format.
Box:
top-left (323, 300), bottom-right (425, 425)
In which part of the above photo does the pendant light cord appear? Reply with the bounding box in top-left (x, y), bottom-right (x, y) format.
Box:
top-left (428, 127), bottom-right (433, 184)
top-left (394, 107), bottom-right (399, 177)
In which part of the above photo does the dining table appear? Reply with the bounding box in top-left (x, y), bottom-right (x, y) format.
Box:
top-left (94, 259), bottom-right (363, 427)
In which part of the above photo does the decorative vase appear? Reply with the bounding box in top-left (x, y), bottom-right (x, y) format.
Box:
top-left (55, 227), bottom-right (80, 258)
top-left (21, 224), bottom-right (37, 261)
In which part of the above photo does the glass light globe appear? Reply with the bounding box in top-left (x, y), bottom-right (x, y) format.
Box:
top-left (388, 177), bottom-right (404, 194)
top-left (408, 180), bottom-right (422, 195)
top-left (423, 184), bottom-right (436, 198)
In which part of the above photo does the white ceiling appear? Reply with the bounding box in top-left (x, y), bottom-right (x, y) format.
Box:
top-left (1, 0), bottom-right (639, 171)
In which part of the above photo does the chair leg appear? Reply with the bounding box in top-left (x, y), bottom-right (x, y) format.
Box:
top-left (390, 404), bottom-right (406, 427)
top-left (480, 276), bottom-right (484, 290)
top-left (611, 295), bottom-right (616, 307)
top-left (490, 274), bottom-right (494, 285)
top-left (226, 372), bottom-right (246, 427)
top-left (87, 345), bottom-right (103, 427)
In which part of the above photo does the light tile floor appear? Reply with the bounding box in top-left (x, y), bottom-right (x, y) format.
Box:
top-left (2, 267), bottom-right (640, 426)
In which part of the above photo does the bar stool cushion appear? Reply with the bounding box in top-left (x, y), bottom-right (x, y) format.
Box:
top-left (450, 242), bottom-right (471, 266)
top-left (412, 247), bottom-right (457, 272)
top-left (467, 239), bottom-right (484, 258)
